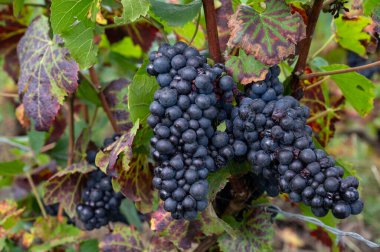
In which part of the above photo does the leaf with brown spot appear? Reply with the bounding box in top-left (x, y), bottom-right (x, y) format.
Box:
top-left (100, 223), bottom-right (144, 252)
top-left (44, 162), bottom-right (95, 217)
top-left (0, 6), bottom-right (26, 81)
top-left (225, 49), bottom-right (269, 84)
top-left (95, 121), bottom-right (139, 177)
top-left (0, 199), bottom-right (24, 227)
top-left (15, 104), bottom-right (30, 128)
top-left (216, 0), bottom-right (233, 52)
top-left (113, 154), bottom-right (155, 213)
top-left (103, 78), bottom-right (133, 133)
top-left (17, 16), bottom-right (79, 131)
top-left (227, 1), bottom-right (306, 65)
top-left (150, 204), bottom-right (202, 250)
top-left (218, 207), bottom-right (274, 251)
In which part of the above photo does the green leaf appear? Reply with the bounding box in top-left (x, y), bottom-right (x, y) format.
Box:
top-left (150, 0), bottom-right (202, 27)
top-left (216, 121), bottom-right (227, 132)
top-left (173, 21), bottom-right (205, 48)
top-left (321, 64), bottom-right (375, 116)
top-left (120, 198), bottom-right (143, 230)
top-left (114, 0), bottom-right (150, 24)
top-left (28, 130), bottom-right (45, 154)
top-left (0, 160), bottom-right (24, 176)
top-left (44, 162), bottom-right (96, 217)
top-left (226, 50), bottom-right (269, 84)
top-left (363, 0), bottom-right (380, 16)
top-left (227, 1), bottom-right (306, 65)
top-left (111, 37), bottom-right (142, 58)
top-left (76, 77), bottom-right (101, 106)
top-left (13, 0), bottom-right (24, 16)
top-left (100, 223), bottom-right (144, 251)
top-left (334, 16), bottom-right (372, 56)
top-left (207, 164), bottom-right (232, 200)
top-left (50, 0), bottom-right (96, 34)
top-left (61, 19), bottom-right (98, 69)
top-left (128, 63), bottom-right (159, 125)
top-left (199, 205), bottom-right (237, 236)
top-left (17, 16), bottom-right (79, 130)
top-left (79, 240), bottom-right (99, 252)
top-left (218, 207), bottom-right (274, 251)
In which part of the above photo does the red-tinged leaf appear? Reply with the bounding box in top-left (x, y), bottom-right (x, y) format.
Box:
top-left (100, 223), bottom-right (144, 252)
top-left (218, 207), bottom-right (274, 252)
top-left (0, 7), bottom-right (26, 81)
top-left (46, 108), bottom-right (67, 144)
top-left (128, 22), bottom-right (159, 52)
top-left (148, 236), bottom-right (177, 252)
top-left (225, 49), bottom-right (269, 84)
top-left (0, 199), bottom-right (24, 227)
top-left (96, 121), bottom-right (139, 177)
top-left (17, 16), bottom-right (79, 131)
top-left (310, 227), bottom-right (333, 249)
top-left (150, 204), bottom-right (202, 250)
top-left (199, 205), bottom-right (236, 236)
top-left (103, 79), bottom-right (133, 133)
top-left (113, 154), bottom-right (155, 213)
top-left (216, 0), bottom-right (233, 52)
top-left (74, 128), bottom-right (92, 162)
top-left (227, 1), bottom-right (306, 65)
top-left (44, 162), bottom-right (96, 217)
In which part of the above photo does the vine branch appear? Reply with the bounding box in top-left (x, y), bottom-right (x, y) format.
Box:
top-left (290, 0), bottom-right (324, 99)
top-left (300, 60), bottom-right (380, 80)
top-left (202, 0), bottom-right (222, 63)
top-left (88, 67), bottom-right (120, 133)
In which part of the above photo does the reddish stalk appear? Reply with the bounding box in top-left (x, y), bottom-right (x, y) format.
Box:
top-left (202, 0), bottom-right (222, 63)
top-left (88, 67), bottom-right (119, 133)
top-left (290, 0), bottom-right (324, 99)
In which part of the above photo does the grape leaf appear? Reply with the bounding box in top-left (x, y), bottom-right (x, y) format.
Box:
top-left (150, 0), bottom-right (202, 27)
top-left (17, 16), bottom-right (79, 131)
top-left (334, 16), bottom-right (372, 56)
top-left (199, 205), bottom-right (236, 236)
top-left (112, 153), bottom-right (155, 213)
top-left (128, 64), bottom-right (159, 125)
top-left (218, 207), bottom-right (273, 251)
top-left (225, 50), bottom-right (269, 84)
top-left (50, 0), bottom-right (96, 34)
top-left (13, 0), bottom-right (24, 17)
top-left (114, 0), bottom-right (150, 24)
top-left (321, 64), bottom-right (375, 116)
top-left (207, 165), bottom-right (232, 200)
top-left (0, 6), bottom-right (26, 81)
top-left (227, 1), bottom-right (306, 65)
top-left (103, 78), bottom-right (133, 133)
top-left (150, 204), bottom-right (202, 250)
top-left (363, 0), bottom-right (380, 16)
top-left (216, 0), bottom-right (233, 52)
top-left (61, 19), bottom-right (98, 69)
top-left (95, 121), bottom-right (139, 176)
top-left (0, 199), bottom-right (24, 227)
top-left (44, 162), bottom-right (96, 217)
top-left (0, 160), bottom-right (24, 176)
top-left (100, 223), bottom-right (144, 252)
top-left (30, 216), bottom-right (82, 252)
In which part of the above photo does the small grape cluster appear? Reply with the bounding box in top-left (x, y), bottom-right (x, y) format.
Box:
top-left (233, 67), bottom-right (363, 218)
top-left (76, 150), bottom-right (126, 230)
top-left (147, 42), bottom-right (243, 220)
top-left (347, 51), bottom-right (379, 79)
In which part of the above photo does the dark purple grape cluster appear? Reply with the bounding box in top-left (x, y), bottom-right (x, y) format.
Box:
top-left (147, 42), bottom-right (243, 220)
top-left (347, 51), bottom-right (379, 79)
top-left (76, 150), bottom-right (126, 230)
top-left (233, 67), bottom-right (363, 219)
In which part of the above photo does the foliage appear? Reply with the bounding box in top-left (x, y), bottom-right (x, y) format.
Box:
top-left (0, 0), bottom-right (379, 251)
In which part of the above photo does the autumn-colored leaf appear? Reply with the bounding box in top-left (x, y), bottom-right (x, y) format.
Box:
top-left (218, 207), bottom-right (274, 251)
top-left (15, 104), bottom-right (30, 128)
top-left (310, 227), bottom-right (333, 249)
top-left (0, 6), bottom-right (26, 81)
top-left (150, 204), bottom-right (202, 250)
top-left (44, 162), bottom-right (96, 217)
top-left (0, 199), bottom-right (24, 227)
top-left (100, 223), bottom-right (144, 252)
top-left (216, 0), bottom-right (233, 52)
top-left (17, 16), bottom-right (79, 131)
top-left (46, 108), bottom-right (67, 144)
top-left (225, 49), bottom-right (269, 84)
top-left (227, 1), bottom-right (306, 65)
top-left (96, 121), bottom-right (139, 176)
top-left (199, 205), bottom-right (236, 236)
top-left (103, 78), bottom-right (133, 133)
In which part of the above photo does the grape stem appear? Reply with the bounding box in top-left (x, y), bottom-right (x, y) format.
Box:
top-left (202, 0), bottom-right (222, 63)
top-left (189, 11), bottom-right (201, 46)
top-left (306, 108), bottom-right (340, 123)
top-left (300, 60), bottom-right (380, 80)
top-left (26, 172), bottom-right (47, 218)
top-left (88, 67), bottom-right (120, 133)
top-left (290, 0), bottom-right (324, 99)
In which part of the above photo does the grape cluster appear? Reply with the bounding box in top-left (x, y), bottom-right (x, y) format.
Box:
top-left (147, 42), bottom-right (244, 220)
top-left (233, 67), bottom-right (363, 218)
top-left (76, 150), bottom-right (126, 230)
